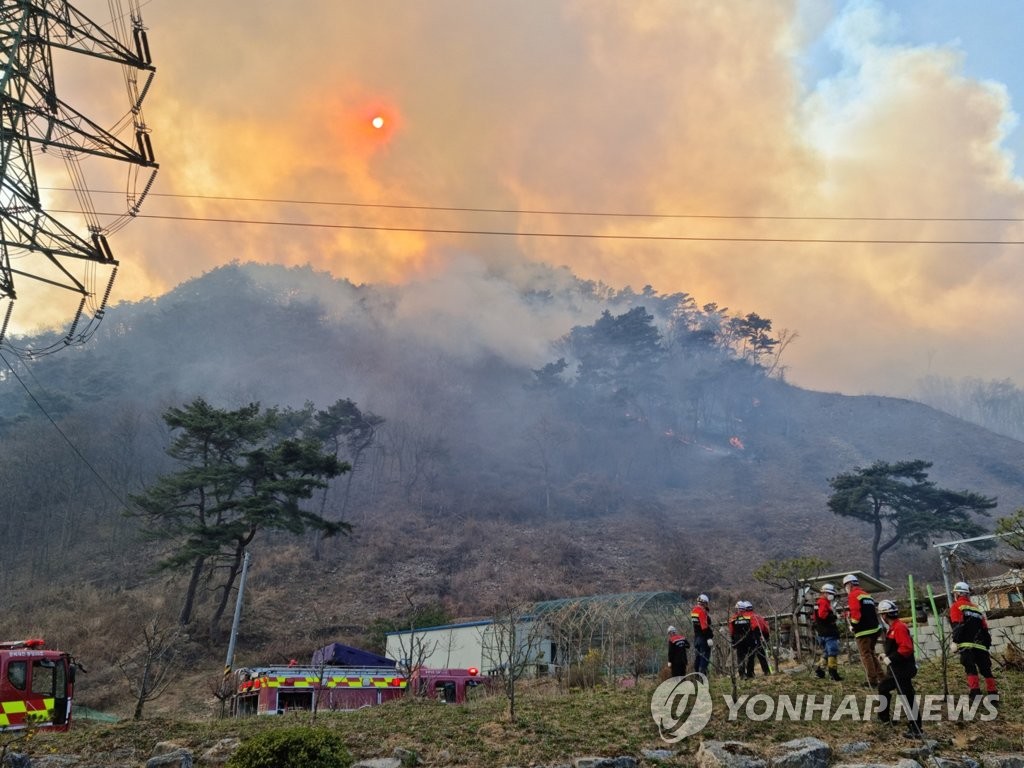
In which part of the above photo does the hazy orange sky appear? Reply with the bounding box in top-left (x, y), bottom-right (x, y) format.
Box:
top-left (31, 0), bottom-right (1024, 397)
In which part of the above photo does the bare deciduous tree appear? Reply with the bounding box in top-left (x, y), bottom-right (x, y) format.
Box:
top-left (752, 557), bottom-right (831, 659)
top-left (209, 673), bottom-right (234, 719)
top-left (484, 598), bottom-right (545, 723)
top-left (391, 594), bottom-right (440, 687)
top-left (116, 617), bottom-right (181, 720)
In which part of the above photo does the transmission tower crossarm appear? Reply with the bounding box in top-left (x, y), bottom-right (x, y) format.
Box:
top-left (0, 206), bottom-right (109, 264)
top-left (8, 262), bottom-right (88, 295)
top-left (3, 89), bottom-right (159, 166)
top-left (20, 1), bottom-right (154, 70)
top-left (0, 0), bottom-right (156, 348)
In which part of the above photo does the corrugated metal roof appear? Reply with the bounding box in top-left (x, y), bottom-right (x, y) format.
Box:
top-left (383, 618), bottom-right (493, 636)
top-left (804, 570), bottom-right (893, 593)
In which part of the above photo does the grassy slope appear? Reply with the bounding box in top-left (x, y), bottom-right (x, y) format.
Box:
top-left (27, 662), bottom-right (1024, 766)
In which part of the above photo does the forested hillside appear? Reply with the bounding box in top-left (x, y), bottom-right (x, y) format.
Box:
top-left (1, 261), bottom-right (1022, 715)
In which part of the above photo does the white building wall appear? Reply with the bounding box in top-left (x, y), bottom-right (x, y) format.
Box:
top-left (387, 618), bottom-right (551, 674)
top-left (386, 622), bottom-right (490, 670)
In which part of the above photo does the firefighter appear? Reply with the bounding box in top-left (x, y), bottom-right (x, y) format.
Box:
top-left (876, 599), bottom-right (922, 739)
top-left (843, 574), bottom-right (883, 686)
top-left (691, 594), bottom-right (714, 675)
top-left (667, 625), bottom-right (690, 677)
top-left (729, 601), bottom-right (756, 678)
top-left (747, 601), bottom-right (773, 676)
top-left (813, 583), bottom-right (843, 681)
top-left (948, 581), bottom-right (998, 703)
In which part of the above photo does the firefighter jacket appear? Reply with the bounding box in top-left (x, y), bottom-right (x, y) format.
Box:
top-left (691, 604), bottom-right (713, 639)
top-left (882, 617), bottom-right (917, 675)
top-left (812, 595), bottom-right (840, 638)
top-left (668, 632), bottom-right (690, 673)
top-left (729, 611), bottom-right (753, 643)
top-left (729, 610), bottom-right (769, 642)
top-left (750, 612), bottom-right (770, 640)
top-left (847, 586), bottom-right (880, 637)
top-left (949, 595), bottom-right (992, 651)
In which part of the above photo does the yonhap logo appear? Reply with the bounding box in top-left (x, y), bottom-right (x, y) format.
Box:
top-left (650, 673), bottom-right (713, 742)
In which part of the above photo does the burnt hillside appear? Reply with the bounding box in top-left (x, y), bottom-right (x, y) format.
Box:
top-left (0, 262), bottom-right (1021, 715)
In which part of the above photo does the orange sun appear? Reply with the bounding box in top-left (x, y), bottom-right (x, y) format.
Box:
top-left (322, 94), bottom-right (399, 156)
top-left (358, 103), bottom-right (397, 145)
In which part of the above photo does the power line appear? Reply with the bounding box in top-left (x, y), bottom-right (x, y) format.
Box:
top-left (50, 209), bottom-right (1024, 245)
top-left (0, 349), bottom-right (129, 508)
top-left (43, 187), bottom-right (1024, 223)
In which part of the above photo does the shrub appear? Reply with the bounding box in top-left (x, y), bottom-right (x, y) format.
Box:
top-left (225, 726), bottom-right (351, 768)
top-left (567, 648), bottom-right (607, 689)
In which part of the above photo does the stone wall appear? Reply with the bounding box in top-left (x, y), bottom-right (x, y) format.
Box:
top-left (911, 614), bottom-right (1024, 661)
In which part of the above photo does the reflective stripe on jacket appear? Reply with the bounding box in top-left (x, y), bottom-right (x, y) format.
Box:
top-left (847, 587), bottom-right (880, 637)
top-left (691, 605), bottom-right (713, 639)
top-left (949, 595), bottom-right (991, 651)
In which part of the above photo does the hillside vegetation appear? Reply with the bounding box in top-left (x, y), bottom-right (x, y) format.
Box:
top-left (1, 261), bottom-right (1023, 720)
top-left (20, 663), bottom-right (1024, 766)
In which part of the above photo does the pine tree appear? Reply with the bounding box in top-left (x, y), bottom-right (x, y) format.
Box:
top-left (129, 397), bottom-right (349, 635)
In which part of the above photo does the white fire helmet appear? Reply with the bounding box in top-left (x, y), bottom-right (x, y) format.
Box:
top-left (698, 593), bottom-right (710, 605)
top-left (821, 583), bottom-right (837, 595)
top-left (842, 574), bottom-right (859, 586)
top-left (953, 581), bottom-right (971, 595)
top-left (667, 625), bottom-right (677, 635)
top-left (877, 599), bottom-right (898, 615)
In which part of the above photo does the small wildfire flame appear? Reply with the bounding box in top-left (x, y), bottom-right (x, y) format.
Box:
top-left (664, 430), bottom-right (746, 455)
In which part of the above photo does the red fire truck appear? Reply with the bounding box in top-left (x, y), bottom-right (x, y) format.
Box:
top-left (230, 665), bottom-right (407, 715)
top-left (0, 639), bottom-right (76, 732)
top-left (229, 665), bottom-right (494, 715)
top-left (230, 642), bottom-right (408, 716)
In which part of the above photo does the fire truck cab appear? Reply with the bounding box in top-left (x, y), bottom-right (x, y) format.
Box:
top-left (0, 639), bottom-right (75, 732)
top-left (410, 667), bottom-right (491, 704)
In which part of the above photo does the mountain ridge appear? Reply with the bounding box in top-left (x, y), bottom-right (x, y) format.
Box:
top-left (1, 261), bottom-right (1021, 715)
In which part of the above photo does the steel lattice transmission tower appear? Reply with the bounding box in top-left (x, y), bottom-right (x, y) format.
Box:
top-left (0, 0), bottom-right (157, 356)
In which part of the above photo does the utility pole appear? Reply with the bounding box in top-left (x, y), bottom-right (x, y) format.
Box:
top-left (223, 551), bottom-right (252, 680)
top-left (932, 532), bottom-right (1013, 605)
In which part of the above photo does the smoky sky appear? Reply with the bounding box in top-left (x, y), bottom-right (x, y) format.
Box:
top-left (35, 0), bottom-right (1024, 397)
